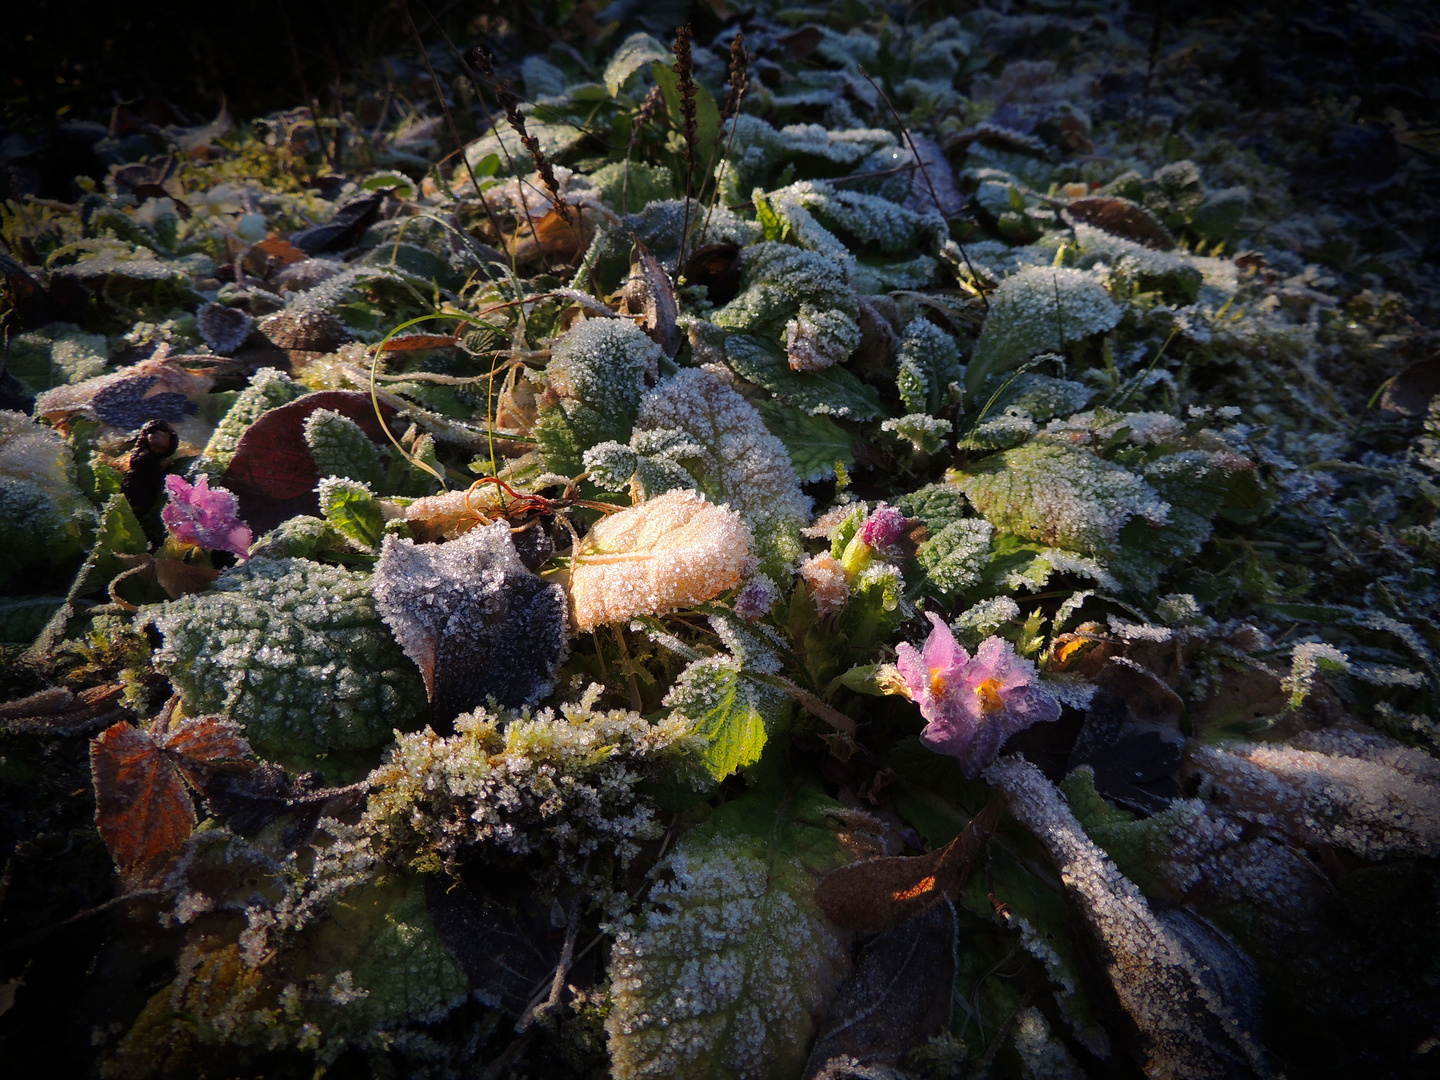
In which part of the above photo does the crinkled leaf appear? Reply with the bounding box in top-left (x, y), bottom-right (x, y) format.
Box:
top-left (606, 783), bottom-right (854, 1080)
top-left (665, 656), bottom-right (788, 781)
top-left (914, 518), bottom-right (994, 600)
top-left (569, 490), bottom-right (752, 632)
top-left (317, 477), bottom-right (384, 551)
top-left (725, 334), bottom-right (883, 420)
top-left (146, 557), bottom-right (426, 757)
top-left (372, 523), bottom-right (569, 729)
top-left (303, 408), bottom-right (383, 489)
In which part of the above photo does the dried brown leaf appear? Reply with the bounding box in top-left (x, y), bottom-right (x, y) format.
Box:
top-left (624, 239), bottom-right (681, 358)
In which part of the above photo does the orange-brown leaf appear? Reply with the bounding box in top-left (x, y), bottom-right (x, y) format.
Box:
top-left (816, 799), bottom-right (1002, 933)
top-left (91, 709), bottom-right (252, 887)
top-left (380, 334), bottom-right (462, 352)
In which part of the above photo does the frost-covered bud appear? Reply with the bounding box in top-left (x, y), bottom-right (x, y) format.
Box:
top-left (857, 502), bottom-right (906, 551)
top-left (734, 573), bottom-right (780, 624)
top-left (800, 552), bottom-right (848, 616)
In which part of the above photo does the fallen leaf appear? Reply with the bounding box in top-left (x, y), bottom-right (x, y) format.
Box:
top-left (289, 191), bottom-right (386, 254)
top-left (34, 357), bottom-right (214, 433)
top-left (510, 204), bottom-right (596, 265)
top-left (569, 489), bottom-right (753, 633)
top-left (1378, 355), bottom-right (1440, 419)
top-left (1063, 195), bottom-right (1176, 251)
top-left (0, 683), bottom-right (129, 736)
top-left (196, 302), bottom-right (255, 355)
top-left (220, 390), bottom-right (396, 534)
top-left (815, 799), bottom-right (1001, 933)
top-left (250, 236), bottom-right (309, 269)
top-left (624, 239), bottom-right (681, 358)
top-left (91, 702), bottom-right (252, 888)
top-left (201, 761), bottom-right (365, 848)
top-left (802, 899), bottom-right (959, 1080)
top-left (372, 522), bottom-right (570, 729)
top-left (380, 333), bottom-right (462, 352)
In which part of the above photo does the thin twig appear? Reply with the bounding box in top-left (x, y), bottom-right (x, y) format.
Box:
top-left (858, 64), bottom-right (989, 314)
top-left (1, 890), bottom-right (163, 954)
top-left (672, 26), bottom-right (699, 272)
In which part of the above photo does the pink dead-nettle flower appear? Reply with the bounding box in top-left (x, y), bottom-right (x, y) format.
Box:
top-left (161, 474), bottom-right (253, 560)
top-left (896, 612), bottom-right (1061, 777)
top-left (857, 502), bottom-right (906, 552)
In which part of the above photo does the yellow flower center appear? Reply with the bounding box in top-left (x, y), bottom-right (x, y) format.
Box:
top-left (975, 678), bottom-right (1005, 714)
top-left (929, 668), bottom-right (948, 697)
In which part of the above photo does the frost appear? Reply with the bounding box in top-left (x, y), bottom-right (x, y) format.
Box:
top-left (801, 552), bottom-right (849, 617)
top-left (0, 411), bottom-right (91, 578)
top-left (303, 408), bottom-right (382, 488)
top-left (724, 334), bottom-right (883, 420)
top-left (882, 414), bottom-right (953, 455)
top-left (1013, 1007), bottom-right (1084, 1080)
top-left (606, 785), bottom-right (852, 1080)
top-left (194, 368), bottom-right (307, 479)
top-left (1190, 732), bottom-right (1440, 860)
top-left (1286, 642), bottom-right (1350, 707)
top-left (536, 318), bottom-right (663, 476)
top-left (570, 490), bottom-right (753, 632)
top-left (895, 317), bottom-right (963, 415)
top-left (146, 558), bottom-right (426, 757)
top-left (364, 686), bottom-right (696, 885)
top-left (913, 518), bottom-right (994, 600)
top-left (967, 267), bottom-right (1124, 393)
top-left (665, 654), bottom-right (787, 780)
top-left (986, 757), bottom-right (1271, 1080)
top-left (959, 441), bottom-right (1169, 554)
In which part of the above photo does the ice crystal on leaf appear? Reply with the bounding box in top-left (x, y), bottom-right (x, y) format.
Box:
top-left (363, 685), bottom-right (697, 887)
top-left (801, 552), bottom-right (849, 617)
top-left (371, 522), bottom-right (569, 726)
top-left (882, 414), bottom-right (953, 455)
top-left (536, 318), bottom-right (663, 476)
top-left (606, 784), bottom-right (853, 1080)
top-left (302, 407), bottom-right (383, 489)
top-left (145, 558), bottom-right (425, 758)
top-left (959, 440), bottom-right (1169, 554)
top-left (569, 490), bottom-right (753, 632)
top-left (987, 757), bottom-right (1272, 1080)
top-left (896, 613), bottom-right (1060, 777)
top-left (161, 474), bottom-right (252, 559)
top-left (967, 267), bottom-right (1123, 393)
top-left (192, 368), bottom-right (307, 480)
top-left (664, 654), bottom-right (787, 781)
top-left (0, 410), bottom-right (91, 579)
top-left (895, 316), bottom-right (964, 416)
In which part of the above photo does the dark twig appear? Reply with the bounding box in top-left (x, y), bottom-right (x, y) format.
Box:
top-left (672, 25), bottom-right (699, 271)
top-left (470, 50), bottom-right (568, 221)
top-left (696, 33), bottom-right (749, 252)
top-left (1, 890), bottom-right (163, 954)
top-left (624, 86), bottom-right (665, 217)
top-left (858, 65), bottom-right (990, 314)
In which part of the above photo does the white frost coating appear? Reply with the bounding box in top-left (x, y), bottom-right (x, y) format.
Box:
top-left (570, 490), bottom-right (753, 632)
top-left (985, 756), bottom-right (1272, 1080)
top-left (1014, 1006), bottom-right (1085, 1080)
top-left (634, 367), bottom-right (812, 525)
top-left (605, 836), bottom-right (848, 1080)
top-left (1286, 641), bottom-right (1350, 706)
top-left (1191, 731), bottom-right (1440, 859)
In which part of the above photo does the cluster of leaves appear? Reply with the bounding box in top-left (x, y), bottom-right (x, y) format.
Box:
top-left (3, 3), bottom-right (1440, 1079)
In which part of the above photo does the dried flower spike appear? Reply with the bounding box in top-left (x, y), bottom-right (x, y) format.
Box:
top-left (896, 613), bottom-right (1060, 777)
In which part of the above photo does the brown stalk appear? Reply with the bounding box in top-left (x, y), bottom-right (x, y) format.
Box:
top-left (672, 25), bottom-right (699, 271)
top-left (471, 49), bottom-right (569, 223)
top-left (858, 65), bottom-right (990, 314)
top-left (695, 33), bottom-right (748, 252)
top-left (623, 86), bottom-right (665, 217)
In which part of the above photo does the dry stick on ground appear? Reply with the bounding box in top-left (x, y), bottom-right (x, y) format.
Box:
top-left (858, 64), bottom-right (990, 314)
top-left (694, 32), bottom-right (749, 252)
top-left (671, 25), bottom-right (700, 273)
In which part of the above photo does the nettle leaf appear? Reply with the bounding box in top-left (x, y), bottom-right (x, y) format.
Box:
top-left (606, 783), bottom-right (854, 1080)
top-left (303, 407), bottom-right (384, 489)
top-left (966, 266), bottom-right (1124, 393)
top-left (569, 490), bottom-right (753, 633)
top-left (193, 367), bottom-right (307, 479)
top-left (317, 476), bottom-right (384, 550)
top-left (895, 317), bottom-right (963, 414)
top-left (959, 440), bottom-right (1170, 556)
top-left (665, 656), bottom-right (789, 781)
top-left (755, 399), bottom-right (855, 483)
top-left (91, 704), bottom-right (252, 888)
top-left (914, 517), bottom-right (994, 600)
top-left (146, 558), bottom-right (426, 758)
top-left (882, 413), bottom-right (953, 455)
top-left (537, 318), bottom-right (662, 476)
top-left (725, 334), bottom-right (883, 420)
top-left (372, 523), bottom-right (569, 729)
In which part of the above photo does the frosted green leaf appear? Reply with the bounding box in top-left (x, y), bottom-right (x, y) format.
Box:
top-left (665, 655), bottom-right (788, 781)
top-left (754, 398), bottom-right (854, 483)
top-left (308, 874), bottom-right (470, 1036)
top-left (318, 477), bottom-right (383, 551)
top-left (304, 408), bottom-right (383, 489)
top-left (959, 441), bottom-right (1169, 554)
top-left (521, 55), bottom-right (569, 99)
top-left (720, 114), bottom-right (896, 195)
top-left (606, 784), bottom-right (854, 1080)
top-left (958, 408), bottom-right (1038, 452)
top-left (589, 161), bottom-right (674, 213)
top-left (915, 518), bottom-right (994, 600)
top-left (967, 267), bottom-right (1124, 393)
top-left (0, 411), bottom-right (91, 580)
top-left (146, 558), bottom-right (426, 757)
top-left (725, 334), bottom-right (883, 420)
top-left (537, 318), bottom-right (662, 477)
top-left (882, 414), bottom-right (953, 455)
top-left (6, 323), bottom-right (109, 391)
top-left (603, 33), bottom-right (671, 96)
top-left (895, 317), bottom-right (963, 415)
top-left (894, 483), bottom-right (969, 532)
top-left (628, 368), bottom-right (811, 527)
top-left (986, 372), bottom-right (1097, 422)
top-left (194, 367), bottom-right (306, 479)
top-left (1073, 222), bottom-right (1202, 303)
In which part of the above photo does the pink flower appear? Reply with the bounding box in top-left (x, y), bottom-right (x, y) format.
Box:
top-left (161, 474), bottom-right (252, 559)
top-left (896, 612), bottom-right (1060, 777)
top-left (857, 503), bottom-right (906, 552)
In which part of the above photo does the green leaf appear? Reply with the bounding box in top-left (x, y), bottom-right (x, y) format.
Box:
top-left (603, 32), bottom-right (670, 97)
top-left (754, 399), bottom-right (854, 483)
top-left (725, 334), bottom-right (883, 420)
top-left (650, 61), bottom-right (720, 166)
top-left (97, 493), bottom-right (149, 556)
top-left (914, 518), bottom-right (995, 600)
top-left (318, 478), bottom-right (384, 551)
top-left (606, 783), bottom-right (853, 1080)
top-left (304, 408), bottom-right (384, 489)
top-left (665, 656), bottom-right (789, 781)
top-left (145, 558), bottom-right (426, 758)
